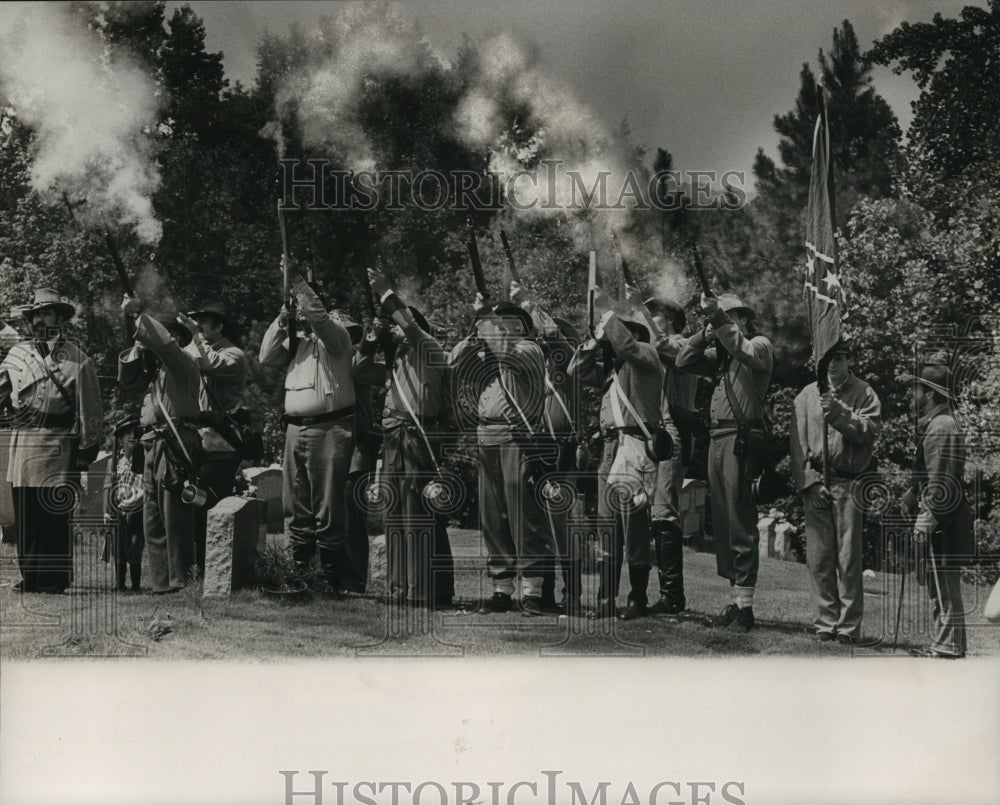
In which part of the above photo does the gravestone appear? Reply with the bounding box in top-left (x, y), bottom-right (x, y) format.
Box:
top-left (774, 521), bottom-right (797, 560)
top-left (368, 533), bottom-right (387, 593)
top-left (203, 497), bottom-right (266, 599)
top-left (757, 515), bottom-right (777, 558)
top-left (78, 451), bottom-right (112, 516)
top-left (245, 466), bottom-right (283, 533)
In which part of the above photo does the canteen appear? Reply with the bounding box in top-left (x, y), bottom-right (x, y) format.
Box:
top-left (423, 480), bottom-right (445, 500)
top-left (181, 482), bottom-right (207, 508)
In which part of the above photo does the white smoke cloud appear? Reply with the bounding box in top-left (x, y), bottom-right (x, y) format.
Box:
top-left (273, 3), bottom-right (439, 170)
top-left (0, 3), bottom-right (162, 243)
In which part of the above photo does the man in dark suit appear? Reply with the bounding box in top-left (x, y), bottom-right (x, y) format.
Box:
top-left (903, 363), bottom-right (974, 659)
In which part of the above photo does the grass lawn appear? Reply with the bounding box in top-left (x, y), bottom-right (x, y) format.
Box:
top-left (2, 529), bottom-right (998, 660)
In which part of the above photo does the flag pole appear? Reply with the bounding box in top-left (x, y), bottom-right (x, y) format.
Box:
top-left (816, 81), bottom-right (834, 491)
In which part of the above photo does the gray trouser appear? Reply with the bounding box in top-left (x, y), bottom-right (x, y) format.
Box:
top-left (707, 433), bottom-right (758, 587)
top-left (803, 479), bottom-right (863, 638)
top-left (651, 419), bottom-right (685, 525)
top-left (929, 564), bottom-right (966, 656)
top-left (144, 438), bottom-right (195, 592)
top-left (282, 420), bottom-right (353, 557)
top-left (479, 441), bottom-right (555, 579)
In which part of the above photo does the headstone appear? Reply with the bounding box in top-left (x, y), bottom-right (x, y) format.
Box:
top-left (774, 521), bottom-right (797, 560)
top-left (203, 497), bottom-right (266, 599)
top-left (680, 479), bottom-right (706, 542)
top-left (245, 466), bottom-right (283, 533)
top-left (368, 533), bottom-right (387, 592)
top-left (78, 451), bottom-right (112, 516)
top-left (757, 516), bottom-right (777, 558)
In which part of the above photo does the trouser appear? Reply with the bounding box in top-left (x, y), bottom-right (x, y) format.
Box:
top-left (344, 440), bottom-right (380, 593)
top-left (478, 441), bottom-right (556, 581)
top-left (928, 561), bottom-right (966, 656)
top-left (803, 478), bottom-right (863, 638)
top-left (540, 441), bottom-right (582, 605)
top-left (283, 419), bottom-right (353, 585)
top-left (383, 426), bottom-right (454, 604)
top-left (144, 438), bottom-right (196, 592)
top-left (597, 435), bottom-right (652, 606)
top-left (652, 419), bottom-right (686, 607)
top-left (13, 485), bottom-right (75, 593)
top-left (107, 508), bottom-right (145, 590)
top-left (194, 450), bottom-right (241, 571)
top-left (708, 432), bottom-right (759, 587)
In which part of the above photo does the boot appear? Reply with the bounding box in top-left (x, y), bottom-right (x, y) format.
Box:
top-left (650, 521), bottom-right (686, 614)
top-left (115, 562), bottom-right (128, 592)
top-left (540, 570), bottom-right (557, 609)
top-left (560, 562), bottom-right (583, 616)
top-left (129, 562), bottom-right (141, 593)
top-left (318, 548), bottom-right (344, 598)
top-left (620, 565), bottom-right (649, 620)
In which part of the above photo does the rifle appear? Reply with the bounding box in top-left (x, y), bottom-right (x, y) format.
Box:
top-left (465, 213), bottom-right (490, 300)
top-left (690, 241), bottom-right (713, 297)
top-left (587, 250), bottom-right (597, 337)
top-left (499, 228), bottom-right (520, 299)
top-left (277, 199), bottom-right (298, 359)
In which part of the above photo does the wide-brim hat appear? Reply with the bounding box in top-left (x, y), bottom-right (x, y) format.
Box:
top-left (717, 293), bottom-right (753, 317)
top-left (620, 316), bottom-right (650, 343)
top-left (645, 295), bottom-right (686, 331)
top-left (490, 301), bottom-right (535, 334)
top-left (188, 301), bottom-right (234, 328)
top-left (901, 364), bottom-right (954, 399)
top-left (113, 413), bottom-right (141, 436)
top-left (8, 304), bottom-right (32, 322)
top-left (330, 309), bottom-right (363, 343)
top-left (28, 288), bottom-right (75, 319)
top-left (551, 316), bottom-right (580, 345)
top-left (829, 336), bottom-right (854, 356)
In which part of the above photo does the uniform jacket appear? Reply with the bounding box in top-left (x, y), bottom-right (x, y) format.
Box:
top-left (909, 403), bottom-right (975, 562)
top-left (184, 335), bottom-right (248, 453)
top-left (676, 308), bottom-right (773, 437)
top-left (374, 292), bottom-right (449, 432)
top-left (789, 375), bottom-right (881, 491)
top-left (258, 277), bottom-right (355, 416)
top-left (119, 314), bottom-right (201, 430)
top-left (0, 337), bottom-right (102, 487)
top-left (570, 312), bottom-right (663, 433)
top-left (449, 327), bottom-right (545, 446)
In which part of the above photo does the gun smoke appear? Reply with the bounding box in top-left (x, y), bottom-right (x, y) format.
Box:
top-left (0, 3), bottom-right (162, 243)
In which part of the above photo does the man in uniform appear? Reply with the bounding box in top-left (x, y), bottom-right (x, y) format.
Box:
top-left (0, 307), bottom-right (24, 545)
top-left (119, 295), bottom-right (202, 593)
top-left (176, 302), bottom-right (248, 573)
top-left (450, 294), bottom-right (555, 616)
top-left (511, 280), bottom-right (584, 615)
top-left (344, 309), bottom-right (381, 596)
top-left (572, 287), bottom-right (664, 620)
top-left (789, 338), bottom-right (880, 644)
top-left (677, 293), bottom-right (773, 632)
top-left (259, 260), bottom-right (355, 593)
top-left (903, 362), bottom-right (974, 659)
top-left (0, 289), bottom-right (102, 593)
top-left (367, 269), bottom-right (454, 607)
top-left (635, 292), bottom-right (698, 615)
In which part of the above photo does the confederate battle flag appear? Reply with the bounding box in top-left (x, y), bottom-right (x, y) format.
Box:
top-left (804, 86), bottom-right (844, 370)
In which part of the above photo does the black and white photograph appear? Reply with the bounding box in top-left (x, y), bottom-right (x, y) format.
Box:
top-left (1, 1), bottom-right (998, 802)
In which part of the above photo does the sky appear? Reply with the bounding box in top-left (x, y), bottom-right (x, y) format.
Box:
top-left (176, 0), bottom-right (973, 188)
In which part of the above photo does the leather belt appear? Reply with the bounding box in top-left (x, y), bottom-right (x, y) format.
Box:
top-left (283, 406), bottom-right (354, 427)
top-left (602, 425), bottom-right (646, 440)
top-left (711, 418), bottom-right (763, 430)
